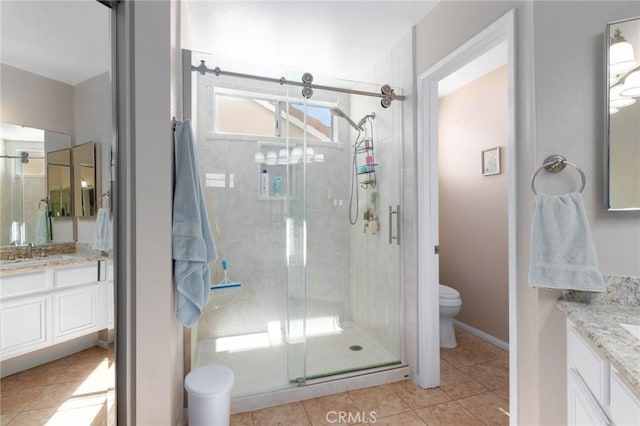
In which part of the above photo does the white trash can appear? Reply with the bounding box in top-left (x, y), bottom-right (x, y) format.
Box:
top-left (185, 364), bottom-right (234, 426)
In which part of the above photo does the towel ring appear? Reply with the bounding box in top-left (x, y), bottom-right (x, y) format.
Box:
top-left (530, 155), bottom-right (586, 195)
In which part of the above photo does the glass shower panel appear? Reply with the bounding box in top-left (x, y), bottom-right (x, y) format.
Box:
top-left (302, 80), bottom-right (403, 380)
top-left (191, 52), bottom-right (307, 396)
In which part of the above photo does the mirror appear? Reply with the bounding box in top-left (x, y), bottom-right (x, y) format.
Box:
top-left (0, 123), bottom-right (71, 245)
top-left (47, 149), bottom-right (72, 218)
top-left (73, 142), bottom-right (100, 217)
top-left (607, 17), bottom-right (640, 210)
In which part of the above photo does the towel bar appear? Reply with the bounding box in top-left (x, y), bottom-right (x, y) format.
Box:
top-left (530, 155), bottom-right (586, 195)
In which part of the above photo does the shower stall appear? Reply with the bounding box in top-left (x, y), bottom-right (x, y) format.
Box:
top-left (184, 50), bottom-right (406, 403)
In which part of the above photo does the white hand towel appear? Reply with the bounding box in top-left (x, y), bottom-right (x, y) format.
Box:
top-left (34, 208), bottom-right (50, 244)
top-left (528, 192), bottom-right (605, 292)
top-left (93, 208), bottom-right (112, 251)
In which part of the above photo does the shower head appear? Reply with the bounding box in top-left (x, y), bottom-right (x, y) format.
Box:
top-left (330, 108), bottom-right (376, 131)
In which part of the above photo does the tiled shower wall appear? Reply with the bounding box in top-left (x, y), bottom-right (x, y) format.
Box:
top-left (348, 30), bottom-right (414, 358)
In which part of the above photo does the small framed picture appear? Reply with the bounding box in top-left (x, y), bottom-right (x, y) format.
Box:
top-left (481, 147), bottom-right (501, 176)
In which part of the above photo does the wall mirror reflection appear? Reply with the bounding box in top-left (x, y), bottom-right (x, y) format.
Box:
top-left (0, 1), bottom-right (116, 425)
top-left (73, 141), bottom-right (100, 217)
top-left (607, 16), bottom-right (640, 210)
top-left (47, 148), bottom-right (72, 218)
top-left (0, 123), bottom-right (72, 245)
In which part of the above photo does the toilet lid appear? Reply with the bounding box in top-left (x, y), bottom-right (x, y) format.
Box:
top-left (439, 284), bottom-right (460, 299)
top-left (185, 364), bottom-right (235, 397)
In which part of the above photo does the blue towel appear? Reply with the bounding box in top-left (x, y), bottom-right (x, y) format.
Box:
top-left (92, 208), bottom-right (112, 251)
top-left (528, 192), bottom-right (605, 292)
top-left (34, 208), bottom-right (50, 244)
top-left (173, 120), bottom-right (217, 327)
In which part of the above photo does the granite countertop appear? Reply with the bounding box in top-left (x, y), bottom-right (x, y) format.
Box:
top-left (558, 299), bottom-right (640, 398)
top-left (0, 252), bottom-right (107, 275)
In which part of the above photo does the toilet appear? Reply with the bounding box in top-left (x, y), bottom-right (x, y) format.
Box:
top-left (439, 284), bottom-right (462, 348)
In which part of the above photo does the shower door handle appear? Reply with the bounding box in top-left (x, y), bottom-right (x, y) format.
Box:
top-left (388, 205), bottom-right (400, 245)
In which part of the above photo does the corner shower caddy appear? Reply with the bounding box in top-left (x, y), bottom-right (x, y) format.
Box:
top-left (356, 139), bottom-right (377, 189)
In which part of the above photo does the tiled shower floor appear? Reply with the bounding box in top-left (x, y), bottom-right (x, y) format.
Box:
top-left (196, 321), bottom-right (400, 398)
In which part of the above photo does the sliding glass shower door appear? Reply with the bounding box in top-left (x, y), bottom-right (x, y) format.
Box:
top-left (189, 50), bottom-right (402, 396)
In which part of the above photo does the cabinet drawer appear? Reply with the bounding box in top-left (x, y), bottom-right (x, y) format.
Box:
top-left (0, 270), bottom-right (50, 299)
top-left (0, 295), bottom-right (50, 358)
top-left (54, 264), bottom-right (98, 288)
top-left (610, 367), bottom-right (640, 426)
top-left (567, 323), bottom-right (608, 407)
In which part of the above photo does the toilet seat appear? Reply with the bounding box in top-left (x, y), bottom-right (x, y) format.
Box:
top-left (439, 285), bottom-right (462, 307)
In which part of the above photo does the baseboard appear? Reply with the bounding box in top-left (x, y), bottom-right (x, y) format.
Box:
top-left (453, 320), bottom-right (509, 351)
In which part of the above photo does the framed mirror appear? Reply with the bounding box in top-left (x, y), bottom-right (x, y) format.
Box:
top-left (606, 17), bottom-right (640, 210)
top-left (47, 148), bottom-right (72, 218)
top-left (73, 141), bottom-right (100, 217)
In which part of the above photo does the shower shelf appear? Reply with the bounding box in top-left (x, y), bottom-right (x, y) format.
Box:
top-left (355, 140), bottom-right (377, 189)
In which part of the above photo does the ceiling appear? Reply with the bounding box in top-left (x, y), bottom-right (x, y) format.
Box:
top-left (183, 1), bottom-right (438, 82)
top-left (1, 1), bottom-right (438, 87)
top-left (0, 0), bottom-right (110, 86)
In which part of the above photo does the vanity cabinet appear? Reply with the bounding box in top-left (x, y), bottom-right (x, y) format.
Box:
top-left (0, 261), bottom-right (109, 360)
top-left (567, 320), bottom-right (640, 426)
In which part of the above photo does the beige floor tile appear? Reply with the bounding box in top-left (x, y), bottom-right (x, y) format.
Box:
top-left (458, 363), bottom-right (509, 391)
top-left (25, 381), bottom-right (83, 410)
top-left (439, 359), bottom-right (455, 371)
top-left (457, 392), bottom-right (510, 425)
top-left (231, 411), bottom-right (254, 426)
top-left (387, 380), bottom-right (451, 410)
top-left (2, 367), bottom-right (59, 390)
top-left (439, 369), bottom-right (488, 400)
top-left (303, 393), bottom-right (360, 425)
top-left (463, 341), bottom-right (508, 362)
top-left (6, 407), bottom-right (57, 426)
top-left (492, 387), bottom-right (509, 403)
top-left (415, 400), bottom-right (483, 426)
top-left (253, 401), bottom-right (310, 426)
top-left (365, 411), bottom-right (426, 425)
top-left (348, 384), bottom-right (410, 419)
top-left (0, 386), bottom-right (45, 414)
top-left (0, 412), bottom-right (18, 425)
top-left (440, 347), bottom-right (485, 368)
top-left (489, 358), bottom-right (509, 372)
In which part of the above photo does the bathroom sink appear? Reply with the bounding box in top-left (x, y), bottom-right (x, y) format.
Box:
top-left (620, 323), bottom-right (640, 340)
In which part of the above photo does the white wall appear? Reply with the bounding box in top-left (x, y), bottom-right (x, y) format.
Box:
top-left (416, 1), bottom-right (640, 424)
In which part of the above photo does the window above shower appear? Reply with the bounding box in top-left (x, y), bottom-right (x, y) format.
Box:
top-left (210, 87), bottom-right (338, 143)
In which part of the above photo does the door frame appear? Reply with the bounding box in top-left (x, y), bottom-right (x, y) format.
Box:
top-left (416, 9), bottom-right (518, 423)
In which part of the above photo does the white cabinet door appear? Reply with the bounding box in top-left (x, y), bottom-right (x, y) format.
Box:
top-left (0, 294), bottom-right (51, 358)
top-left (610, 368), bottom-right (640, 426)
top-left (53, 284), bottom-right (100, 341)
top-left (568, 368), bottom-right (613, 426)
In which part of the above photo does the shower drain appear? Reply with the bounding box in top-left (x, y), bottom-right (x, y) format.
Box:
top-left (349, 345), bottom-right (363, 351)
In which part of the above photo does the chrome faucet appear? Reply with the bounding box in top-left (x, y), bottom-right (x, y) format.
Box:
top-left (25, 243), bottom-right (34, 259)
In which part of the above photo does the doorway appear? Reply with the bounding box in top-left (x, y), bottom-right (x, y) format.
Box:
top-left (416, 10), bottom-right (518, 424)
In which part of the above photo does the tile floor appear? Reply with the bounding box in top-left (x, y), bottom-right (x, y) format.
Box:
top-left (0, 346), bottom-right (114, 426)
top-left (230, 327), bottom-right (510, 425)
